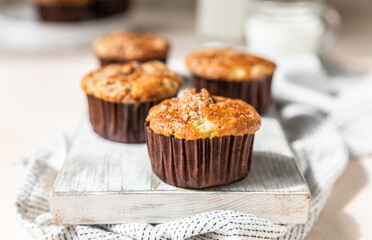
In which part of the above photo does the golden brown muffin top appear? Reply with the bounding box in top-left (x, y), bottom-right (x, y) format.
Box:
top-left (146, 88), bottom-right (261, 140)
top-left (31, 0), bottom-right (92, 6)
top-left (92, 31), bottom-right (170, 61)
top-left (81, 61), bottom-right (183, 104)
top-left (185, 47), bottom-right (276, 81)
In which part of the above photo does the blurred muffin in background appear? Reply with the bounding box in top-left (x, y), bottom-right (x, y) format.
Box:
top-left (93, 31), bottom-right (170, 66)
top-left (31, 0), bottom-right (131, 22)
top-left (32, 0), bottom-right (94, 22)
top-left (81, 61), bottom-right (183, 143)
top-left (186, 47), bottom-right (276, 113)
top-left (92, 0), bottom-right (130, 18)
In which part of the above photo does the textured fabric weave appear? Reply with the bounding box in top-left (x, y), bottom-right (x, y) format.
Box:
top-left (15, 55), bottom-right (372, 239)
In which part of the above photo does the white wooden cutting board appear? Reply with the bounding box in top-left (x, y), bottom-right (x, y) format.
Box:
top-left (50, 107), bottom-right (310, 225)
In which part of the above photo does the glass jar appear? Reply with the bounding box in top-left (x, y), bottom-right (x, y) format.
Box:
top-left (244, 0), bottom-right (340, 55)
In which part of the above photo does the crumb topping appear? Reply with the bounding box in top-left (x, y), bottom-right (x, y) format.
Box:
top-left (185, 47), bottom-right (276, 81)
top-left (93, 31), bottom-right (170, 61)
top-left (81, 61), bottom-right (183, 104)
top-left (147, 88), bottom-right (261, 140)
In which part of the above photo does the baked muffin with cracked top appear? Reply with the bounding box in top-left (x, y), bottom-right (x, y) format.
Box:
top-left (186, 47), bottom-right (276, 113)
top-left (81, 61), bottom-right (183, 143)
top-left (32, 0), bottom-right (94, 22)
top-left (93, 31), bottom-right (170, 66)
top-left (145, 88), bottom-right (261, 188)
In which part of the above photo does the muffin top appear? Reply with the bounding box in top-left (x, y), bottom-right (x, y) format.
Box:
top-left (32, 0), bottom-right (92, 6)
top-left (81, 61), bottom-right (183, 104)
top-left (92, 31), bottom-right (170, 61)
top-left (185, 47), bottom-right (276, 81)
top-left (146, 88), bottom-right (261, 140)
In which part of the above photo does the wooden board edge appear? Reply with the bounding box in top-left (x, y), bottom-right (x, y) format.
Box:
top-left (50, 191), bottom-right (311, 225)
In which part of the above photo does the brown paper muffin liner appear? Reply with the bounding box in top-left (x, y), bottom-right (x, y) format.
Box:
top-left (87, 95), bottom-right (173, 143)
top-left (92, 0), bottom-right (131, 18)
top-left (36, 5), bottom-right (92, 22)
top-left (145, 122), bottom-right (255, 188)
top-left (98, 57), bottom-right (167, 66)
top-left (193, 75), bottom-right (273, 114)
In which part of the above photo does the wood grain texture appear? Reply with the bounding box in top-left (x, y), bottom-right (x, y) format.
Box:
top-left (50, 107), bottom-right (310, 225)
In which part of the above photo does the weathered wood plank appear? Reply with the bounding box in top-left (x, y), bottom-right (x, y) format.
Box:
top-left (50, 107), bottom-right (310, 225)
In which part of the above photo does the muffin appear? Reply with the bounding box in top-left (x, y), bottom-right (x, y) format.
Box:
top-left (81, 61), bottom-right (183, 143)
top-left (186, 47), bottom-right (276, 113)
top-left (92, 32), bottom-right (170, 66)
top-left (92, 0), bottom-right (131, 18)
top-left (32, 0), bottom-right (93, 22)
top-left (145, 88), bottom-right (261, 188)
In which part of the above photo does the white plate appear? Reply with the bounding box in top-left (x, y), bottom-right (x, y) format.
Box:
top-left (0, 0), bottom-right (133, 51)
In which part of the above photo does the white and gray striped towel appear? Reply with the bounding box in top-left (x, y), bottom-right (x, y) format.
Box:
top-left (15, 55), bottom-right (372, 239)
